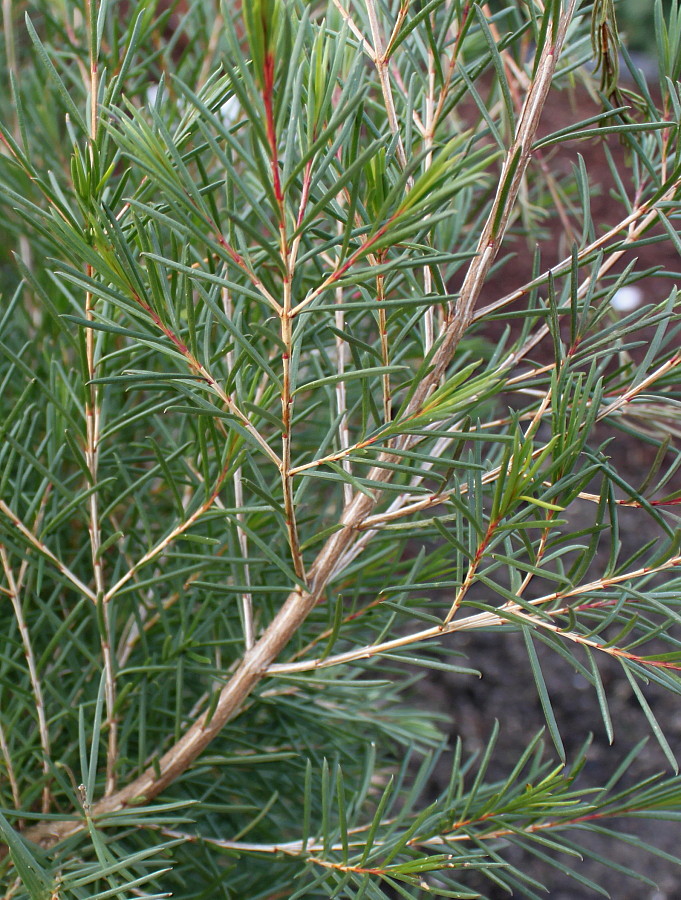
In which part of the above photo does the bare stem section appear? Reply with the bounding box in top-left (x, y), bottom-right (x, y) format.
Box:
top-left (0, 500), bottom-right (96, 601)
top-left (281, 286), bottom-right (306, 583)
top-left (82, 0), bottom-right (119, 797)
top-left (375, 264), bottom-right (391, 424)
top-left (223, 285), bottom-right (254, 649)
top-left (334, 219), bottom-right (353, 509)
top-left (0, 546), bottom-right (50, 812)
top-left (0, 714), bottom-right (19, 813)
top-left (267, 550), bottom-right (681, 677)
top-left (277, 123), bottom-right (311, 584)
top-left (2, 0), bottom-right (35, 322)
top-left (364, 0), bottom-right (408, 170)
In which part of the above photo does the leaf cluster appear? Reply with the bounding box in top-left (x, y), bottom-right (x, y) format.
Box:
top-left (0, 0), bottom-right (681, 897)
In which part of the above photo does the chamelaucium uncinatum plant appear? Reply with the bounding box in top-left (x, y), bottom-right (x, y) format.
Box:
top-left (0, 0), bottom-right (681, 897)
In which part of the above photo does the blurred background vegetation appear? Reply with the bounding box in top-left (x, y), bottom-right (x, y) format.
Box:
top-left (620, 0), bottom-right (667, 51)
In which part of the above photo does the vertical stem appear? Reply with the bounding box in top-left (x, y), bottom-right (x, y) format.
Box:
top-left (334, 220), bottom-right (353, 508)
top-left (430, 2), bottom-right (471, 132)
top-left (84, 0), bottom-right (117, 796)
top-left (375, 262), bottom-right (391, 424)
top-left (367, 0), bottom-right (442, 362)
top-left (1, 547), bottom-right (50, 812)
top-left (281, 279), bottom-right (306, 582)
top-left (261, 32), bottom-right (306, 584)
top-left (3, 0), bottom-right (36, 326)
top-left (423, 45), bottom-right (436, 352)
top-left (223, 286), bottom-right (254, 649)
top-left (263, 48), bottom-right (284, 211)
top-left (198, 10), bottom-right (225, 88)
top-left (365, 0), bottom-right (408, 170)
top-left (1, 0), bottom-right (15, 79)
top-left (234, 470), bottom-right (254, 647)
top-left (0, 712), bottom-right (20, 812)
top-left (442, 388), bottom-right (553, 626)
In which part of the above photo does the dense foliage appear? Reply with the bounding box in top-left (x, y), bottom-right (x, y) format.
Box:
top-left (1, 0), bottom-right (681, 897)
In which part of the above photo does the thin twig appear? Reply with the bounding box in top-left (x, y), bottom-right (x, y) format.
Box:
top-left (0, 546), bottom-right (50, 812)
top-left (82, 0), bottom-right (118, 796)
top-left (1, 0), bottom-right (37, 326)
top-left (0, 712), bottom-right (20, 813)
top-left (267, 550), bottom-right (681, 676)
top-left (365, 0), bottom-right (408, 170)
top-left (158, 790), bottom-right (646, 853)
top-left (105, 456), bottom-right (234, 603)
top-left (331, 0), bottom-right (374, 57)
top-left (334, 217), bottom-right (354, 509)
top-left (276, 139), bottom-right (308, 585)
top-left (442, 386), bottom-right (554, 625)
top-left (472, 183), bottom-right (681, 324)
top-left (0, 500), bottom-right (97, 601)
top-left (128, 285), bottom-right (282, 467)
top-left (223, 285), bottom-right (254, 649)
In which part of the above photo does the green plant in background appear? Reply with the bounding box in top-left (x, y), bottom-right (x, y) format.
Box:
top-left (618, 0), bottom-right (671, 52)
top-left (0, 0), bottom-right (681, 897)
top-left (618, 0), bottom-right (653, 43)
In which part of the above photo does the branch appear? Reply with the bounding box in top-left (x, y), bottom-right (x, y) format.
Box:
top-left (0, 500), bottom-right (97, 602)
top-left (19, 0), bottom-right (580, 850)
top-left (264, 553), bottom-right (681, 676)
top-left (0, 546), bottom-right (51, 812)
top-left (104, 454), bottom-right (234, 603)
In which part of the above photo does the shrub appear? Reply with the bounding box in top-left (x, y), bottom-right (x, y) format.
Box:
top-left (1, 1), bottom-right (681, 897)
